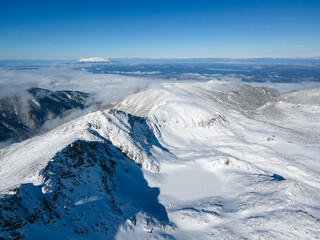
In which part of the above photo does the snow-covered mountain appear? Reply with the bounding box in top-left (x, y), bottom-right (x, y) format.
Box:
top-left (78, 57), bottom-right (109, 63)
top-left (0, 88), bottom-right (90, 146)
top-left (0, 81), bottom-right (320, 239)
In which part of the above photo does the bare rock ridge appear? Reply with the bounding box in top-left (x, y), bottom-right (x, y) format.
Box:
top-left (0, 88), bottom-right (90, 145)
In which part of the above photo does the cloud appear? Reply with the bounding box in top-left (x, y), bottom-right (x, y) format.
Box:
top-left (1, 61), bottom-right (319, 149)
top-left (0, 62), bottom-right (155, 105)
top-left (0, 139), bottom-right (14, 149)
top-left (2, 62), bottom-right (319, 101)
top-left (38, 106), bottom-right (95, 134)
top-left (0, 62), bottom-right (162, 148)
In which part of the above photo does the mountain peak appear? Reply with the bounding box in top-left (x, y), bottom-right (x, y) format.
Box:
top-left (78, 57), bottom-right (109, 63)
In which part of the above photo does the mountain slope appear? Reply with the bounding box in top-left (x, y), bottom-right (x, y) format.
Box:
top-left (0, 140), bottom-right (173, 240)
top-left (0, 88), bottom-right (90, 145)
top-left (255, 88), bottom-right (320, 141)
top-left (1, 81), bottom-right (320, 239)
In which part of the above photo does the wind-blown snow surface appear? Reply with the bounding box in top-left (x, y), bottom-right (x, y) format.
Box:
top-left (1, 81), bottom-right (320, 239)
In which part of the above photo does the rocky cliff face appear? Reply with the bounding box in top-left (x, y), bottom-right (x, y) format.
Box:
top-left (0, 88), bottom-right (89, 145)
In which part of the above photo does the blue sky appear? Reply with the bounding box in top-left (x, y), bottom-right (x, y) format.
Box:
top-left (0, 0), bottom-right (319, 59)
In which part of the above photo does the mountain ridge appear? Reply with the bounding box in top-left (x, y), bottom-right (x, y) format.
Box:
top-left (1, 81), bottom-right (320, 239)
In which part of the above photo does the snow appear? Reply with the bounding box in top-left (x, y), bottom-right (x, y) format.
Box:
top-left (0, 109), bottom-right (160, 192)
top-left (255, 88), bottom-right (320, 142)
top-left (78, 57), bottom-right (109, 63)
top-left (159, 165), bottom-right (222, 201)
top-left (1, 80), bottom-right (320, 239)
top-left (74, 196), bottom-right (103, 206)
top-left (113, 81), bottom-right (320, 239)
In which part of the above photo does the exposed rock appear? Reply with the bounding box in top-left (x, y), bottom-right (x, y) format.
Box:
top-left (0, 88), bottom-right (90, 144)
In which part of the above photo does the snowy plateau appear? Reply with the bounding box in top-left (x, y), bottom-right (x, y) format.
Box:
top-left (0, 80), bottom-right (320, 239)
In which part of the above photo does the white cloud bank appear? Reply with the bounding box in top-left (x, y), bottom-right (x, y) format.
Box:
top-left (0, 62), bottom-right (155, 105)
top-left (1, 62), bottom-right (319, 102)
top-left (0, 61), bottom-right (319, 148)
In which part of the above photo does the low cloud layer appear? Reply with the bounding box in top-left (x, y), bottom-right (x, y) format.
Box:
top-left (0, 61), bottom-right (319, 149)
top-left (0, 62), bottom-right (162, 148)
top-left (0, 62), bottom-right (156, 105)
top-left (1, 62), bottom-right (319, 101)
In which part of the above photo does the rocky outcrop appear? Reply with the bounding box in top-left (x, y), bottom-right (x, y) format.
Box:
top-left (0, 140), bottom-right (173, 239)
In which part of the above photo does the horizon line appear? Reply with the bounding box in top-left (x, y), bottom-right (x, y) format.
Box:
top-left (0, 56), bottom-right (320, 61)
